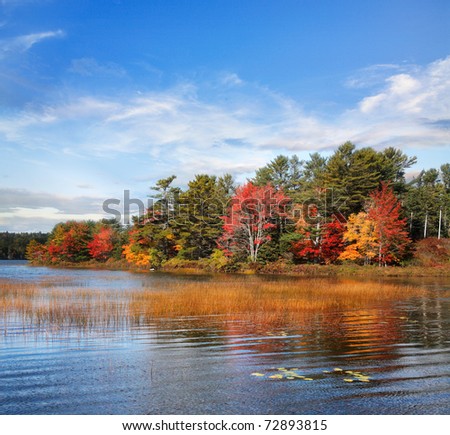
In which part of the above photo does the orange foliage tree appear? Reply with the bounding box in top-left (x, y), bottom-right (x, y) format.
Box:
top-left (338, 212), bottom-right (378, 264)
top-left (339, 183), bottom-right (410, 265)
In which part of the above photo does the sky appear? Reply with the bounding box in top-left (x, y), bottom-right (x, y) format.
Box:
top-left (0, 0), bottom-right (449, 232)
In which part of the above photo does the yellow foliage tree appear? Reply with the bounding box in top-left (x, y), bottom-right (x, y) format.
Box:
top-left (122, 243), bottom-right (151, 267)
top-left (338, 212), bottom-right (378, 265)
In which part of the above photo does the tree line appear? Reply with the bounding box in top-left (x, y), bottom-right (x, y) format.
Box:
top-left (25, 142), bottom-right (450, 269)
top-left (0, 232), bottom-right (49, 260)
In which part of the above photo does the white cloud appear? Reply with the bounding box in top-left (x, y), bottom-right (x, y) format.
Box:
top-left (1, 56), bottom-right (450, 177)
top-left (2, 57), bottom-right (450, 231)
top-left (0, 29), bottom-right (64, 59)
top-left (0, 208), bottom-right (106, 232)
top-left (359, 93), bottom-right (387, 113)
top-left (0, 188), bottom-right (105, 213)
top-left (348, 56), bottom-right (450, 148)
top-left (345, 63), bottom-right (414, 89)
top-left (0, 188), bottom-right (109, 231)
top-left (220, 72), bottom-right (244, 86)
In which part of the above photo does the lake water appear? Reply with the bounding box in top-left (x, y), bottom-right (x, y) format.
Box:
top-left (0, 260), bottom-right (449, 415)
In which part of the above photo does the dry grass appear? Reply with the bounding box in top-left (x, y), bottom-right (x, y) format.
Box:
top-left (129, 278), bottom-right (423, 324)
top-left (0, 276), bottom-right (425, 332)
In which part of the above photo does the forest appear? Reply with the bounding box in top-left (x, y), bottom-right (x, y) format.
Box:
top-left (25, 142), bottom-right (450, 271)
top-left (0, 232), bottom-right (48, 260)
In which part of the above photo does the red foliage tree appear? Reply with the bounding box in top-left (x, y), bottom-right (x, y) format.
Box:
top-left (88, 227), bottom-right (114, 261)
top-left (219, 182), bottom-right (289, 262)
top-left (47, 221), bottom-right (93, 262)
top-left (291, 214), bottom-right (345, 264)
top-left (367, 182), bottom-right (410, 266)
top-left (321, 218), bottom-right (346, 264)
top-left (290, 205), bottom-right (322, 263)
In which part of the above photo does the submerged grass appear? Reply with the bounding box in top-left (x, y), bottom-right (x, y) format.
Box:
top-left (0, 276), bottom-right (426, 333)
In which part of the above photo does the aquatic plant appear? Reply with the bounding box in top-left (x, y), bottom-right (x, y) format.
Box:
top-left (0, 276), bottom-right (425, 334)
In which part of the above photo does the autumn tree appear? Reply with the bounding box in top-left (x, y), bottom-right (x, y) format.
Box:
top-left (220, 182), bottom-right (289, 262)
top-left (368, 182), bottom-right (410, 266)
top-left (291, 211), bottom-right (345, 264)
top-left (88, 226), bottom-right (114, 261)
top-left (25, 239), bottom-right (49, 264)
top-left (47, 221), bottom-right (94, 263)
top-left (290, 205), bottom-right (323, 263)
top-left (339, 212), bottom-right (378, 265)
top-left (321, 218), bottom-right (346, 264)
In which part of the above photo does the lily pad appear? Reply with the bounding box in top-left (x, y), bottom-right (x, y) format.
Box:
top-left (269, 374), bottom-right (283, 379)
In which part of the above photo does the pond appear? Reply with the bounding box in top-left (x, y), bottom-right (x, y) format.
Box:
top-left (0, 260), bottom-right (449, 415)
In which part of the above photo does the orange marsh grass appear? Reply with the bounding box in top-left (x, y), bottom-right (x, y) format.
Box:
top-left (1, 277), bottom-right (426, 330)
top-left (129, 278), bottom-right (424, 322)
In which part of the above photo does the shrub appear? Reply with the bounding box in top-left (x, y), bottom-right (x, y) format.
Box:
top-left (413, 238), bottom-right (450, 266)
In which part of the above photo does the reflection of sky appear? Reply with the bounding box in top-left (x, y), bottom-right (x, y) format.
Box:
top-left (1, 263), bottom-right (449, 414)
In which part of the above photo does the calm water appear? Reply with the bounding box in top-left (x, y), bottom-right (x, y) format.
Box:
top-left (0, 260), bottom-right (449, 415)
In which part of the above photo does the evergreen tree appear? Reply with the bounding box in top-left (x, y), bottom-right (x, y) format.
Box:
top-left (324, 142), bottom-right (381, 215)
top-left (379, 147), bottom-right (417, 195)
top-left (253, 154), bottom-right (303, 195)
top-left (176, 174), bottom-right (231, 259)
top-left (405, 168), bottom-right (449, 239)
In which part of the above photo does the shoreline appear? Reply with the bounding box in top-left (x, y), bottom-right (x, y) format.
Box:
top-left (22, 259), bottom-right (450, 278)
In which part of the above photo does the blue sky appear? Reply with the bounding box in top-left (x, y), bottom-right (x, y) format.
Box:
top-left (1, 0), bottom-right (450, 231)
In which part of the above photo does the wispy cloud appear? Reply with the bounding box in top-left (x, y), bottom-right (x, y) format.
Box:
top-left (0, 81), bottom-right (342, 158)
top-left (0, 29), bottom-right (64, 59)
top-left (2, 56), bottom-right (450, 231)
top-left (345, 63), bottom-right (417, 89)
top-left (220, 72), bottom-right (244, 87)
top-left (69, 57), bottom-right (126, 77)
top-left (1, 56), bottom-right (450, 177)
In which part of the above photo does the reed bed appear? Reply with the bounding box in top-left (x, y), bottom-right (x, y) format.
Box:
top-left (129, 278), bottom-right (423, 324)
top-left (0, 276), bottom-right (425, 333)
